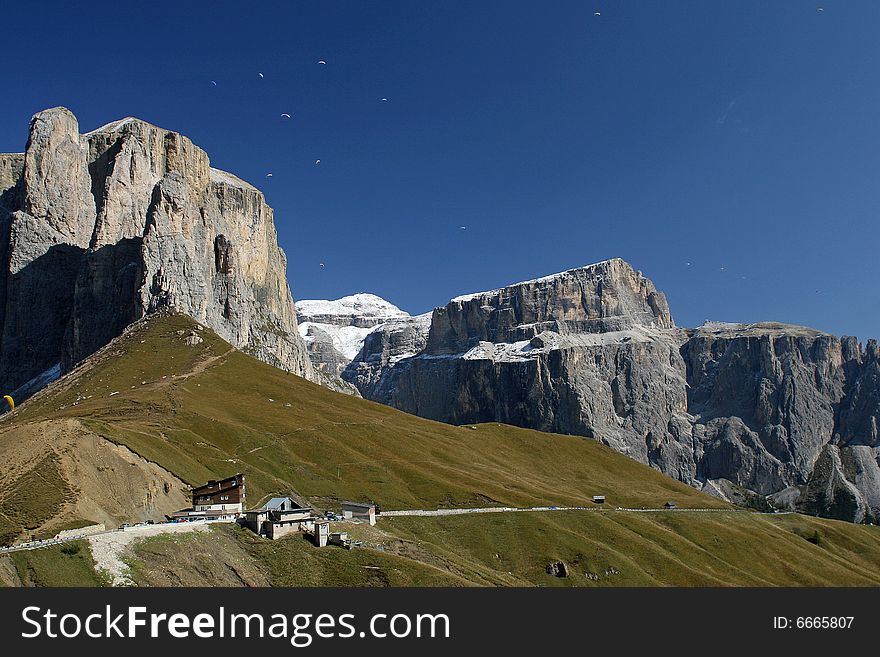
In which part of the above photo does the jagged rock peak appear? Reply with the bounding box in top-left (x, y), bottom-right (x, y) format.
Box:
top-left (0, 106), bottom-right (312, 398)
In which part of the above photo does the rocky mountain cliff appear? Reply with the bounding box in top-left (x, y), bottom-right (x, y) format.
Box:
top-left (333, 259), bottom-right (880, 523)
top-left (0, 107), bottom-right (312, 398)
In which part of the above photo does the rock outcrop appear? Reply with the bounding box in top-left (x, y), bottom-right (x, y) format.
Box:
top-left (342, 312), bottom-right (432, 399)
top-left (0, 107), bottom-right (312, 397)
top-left (346, 260), bottom-right (880, 523)
top-left (350, 259), bottom-right (695, 478)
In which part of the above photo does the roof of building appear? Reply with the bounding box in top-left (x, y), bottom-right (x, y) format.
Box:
top-left (342, 501), bottom-right (376, 509)
top-left (266, 497), bottom-right (294, 510)
top-left (192, 473), bottom-right (244, 495)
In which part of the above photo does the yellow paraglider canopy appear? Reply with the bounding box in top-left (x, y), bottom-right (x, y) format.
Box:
top-left (3, 395), bottom-right (13, 412)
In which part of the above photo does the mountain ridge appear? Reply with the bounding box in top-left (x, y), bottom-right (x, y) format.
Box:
top-left (304, 261), bottom-right (880, 524)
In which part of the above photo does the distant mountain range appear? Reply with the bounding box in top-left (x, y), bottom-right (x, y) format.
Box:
top-left (2, 108), bottom-right (878, 526)
top-left (300, 264), bottom-right (880, 525)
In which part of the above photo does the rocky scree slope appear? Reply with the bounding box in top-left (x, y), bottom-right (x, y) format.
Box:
top-left (337, 259), bottom-right (880, 523)
top-left (0, 107), bottom-right (312, 398)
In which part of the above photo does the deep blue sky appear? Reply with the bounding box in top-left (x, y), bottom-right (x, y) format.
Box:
top-left (2, 1), bottom-right (878, 338)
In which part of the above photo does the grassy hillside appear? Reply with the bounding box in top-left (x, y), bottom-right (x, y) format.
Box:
top-left (0, 540), bottom-right (108, 587)
top-left (117, 514), bottom-right (880, 587)
top-left (2, 312), bottom-right (722, 524)
top-left (124, 524), bottom-right (470, 587)
top-left (381, 511), bottom-right (880, 586)
top-left (3, 311), bottom-right (880, 587)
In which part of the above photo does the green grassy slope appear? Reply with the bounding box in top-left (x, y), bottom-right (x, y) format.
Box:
top-left (4, 312), bottom-right (722, 512)
top-left (0, 541), bottom-right (108, 587)
top-left (4, 312), bottom-right (880, 587)
top-left (381, 511), bottom-right (880, 586)
top-left (125, 524), bottom-right (470, 587)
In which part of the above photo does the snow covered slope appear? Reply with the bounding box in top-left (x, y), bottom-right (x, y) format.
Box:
top-left (295, 294), bottom-right (413, 377)
top-left (297, 294), bottom-right (408, 328)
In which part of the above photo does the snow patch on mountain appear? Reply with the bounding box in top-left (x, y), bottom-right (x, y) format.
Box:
top-left (295, 293), bottom-right (416, 375)
top-left (298, 322), bottom-right (377, 361)
top-left (296, 293), bottom-right (408, 323)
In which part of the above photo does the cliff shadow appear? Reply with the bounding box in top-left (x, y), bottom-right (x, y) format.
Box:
top-left (62, 237), bottom-right (145, 369)
top-left (0, 242), bottom-right (84, 393)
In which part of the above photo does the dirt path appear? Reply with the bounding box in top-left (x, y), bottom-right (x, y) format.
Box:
top-left (88, 520), bottom-right (232, 586)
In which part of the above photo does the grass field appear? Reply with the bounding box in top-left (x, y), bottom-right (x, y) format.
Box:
top-left (382, 511), bottom-right (880, 586)
top-left (125, 524), bottom-right (470, 587)
top-left (0, 540), bottom-right (108, 587)
top-left (3, 312), bottom-right (880, 587)
top-left (114, 513), bottom-right (880, 587)
top-left (4, 313), bottom-right (724, 514)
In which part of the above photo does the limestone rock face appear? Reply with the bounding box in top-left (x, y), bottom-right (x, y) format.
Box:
top-left (425, 258), bottom-right (673, 355)
top-left (0, 107), bottom-right (312, 397)
top-left (684, 326), bottom-right (880, 522)
top-left (347, 262), bottom-right (880, 523)
top-left (350, 260), bottom-right (696, 479)
top-left (342, 313), bottom-right (432, 398)
top-left (20, 108), bottom-right (95, 252)
top-left (682, 323), bottom-right (849, 489)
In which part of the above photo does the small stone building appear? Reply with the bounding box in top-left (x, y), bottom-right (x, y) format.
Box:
top-left (341, 501), bottom-right (376, 525)
top-left (314, 521), bottom-right (330, 547)
top-left (265, 508), bottom-right (313, 540)
top-left (242, 504), bottom-right (315, 540)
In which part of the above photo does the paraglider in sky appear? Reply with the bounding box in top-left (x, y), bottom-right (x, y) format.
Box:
top-left (281, 113), bottom-right (291, 118)
top-left (319, 263), bottom-right (326, 268)
top-left (259, 72), bottom-right (264, 78)
top-left (315, 159), bottom-right (321, 165)
top-left (381, 98), bottom-right (388, 102)
top-left (317, 60), bottom-right (327, 65)
top-left (2, 395), bottom-right (13, 413)
top-left (211, 80), bottom-right (218, 86)
top-left (266, 173), bottom-right (273, 177)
